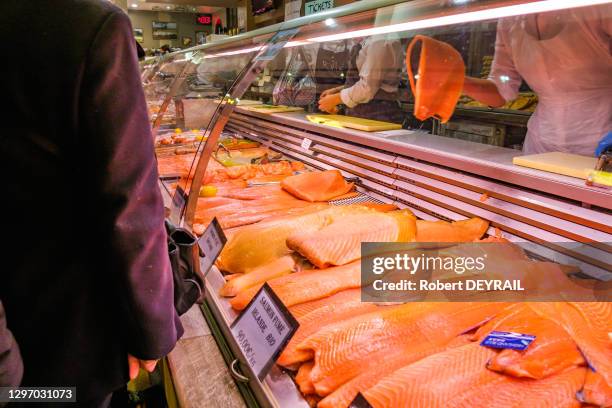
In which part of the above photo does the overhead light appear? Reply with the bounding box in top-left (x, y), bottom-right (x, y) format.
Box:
top-left (166, 5), bottom-right (171, 9)
top-left (131, 3), bottom-right (138, 7)
top-left (324, 18), bottom-right (337, 27)
top-left (199, 0), bottom-right (611, 58)
top-left (308, 0), bottom-right (612, 42)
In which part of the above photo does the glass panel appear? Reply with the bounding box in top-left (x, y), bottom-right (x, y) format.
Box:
top-left (256, 0), bottom-right (611, 157)
top-left (145, 32), bottom-right (280, 222)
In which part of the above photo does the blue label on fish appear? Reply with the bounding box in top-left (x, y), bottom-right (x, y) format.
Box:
top-left (480, 331), bottom-right (535, 351)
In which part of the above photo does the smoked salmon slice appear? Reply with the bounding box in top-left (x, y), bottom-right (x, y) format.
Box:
top-left (286, 210), bottom-right (416, 268)
top-left (230, 261), bottom-right (362, 311)
top-left (295, 362), bottom-right (316, 395)
top-left (219, 255), bottom-right (296, 297)
top-left (580, 369), bottom-right (612, 407)
top-left (277, 289), bottom-right (380, 368)
top-left (217, 205), bottom-right (371, 274)
top-left (415, 217), bottom-right (489, 242)
top-left (363, 342), bottom-right (586, 408)
top-left (406, 35), bottom-right (465, 124)
top-left (318, 334), bottom-right (472, 408)
top-left (530, 302), bottom-right (612, 406)
top-left (281, 170), bottom-right (354, 202)
top-left (297, 302), bottom-right (507, 396)
top-left (473, 304), bottom-right (585, 379)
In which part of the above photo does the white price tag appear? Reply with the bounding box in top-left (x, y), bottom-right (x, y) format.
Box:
top-left (198, 218), bottom-right (227, 277)
top-left (231, 284), bottom-right (299, 381)
top-left (301, 137), bottom-right (312, 151)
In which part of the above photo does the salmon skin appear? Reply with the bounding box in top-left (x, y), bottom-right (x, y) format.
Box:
top-left (281, 170), bottom-right (354, 202)
top-left (230, 261), bottom-right (362, 311)
top-left (473, 304), bottom-right (585, 379)
top-left (286, 209), bottom-right (417, 268)
top-left (364, 342), bottom-right (586, 408)
top-left (297, 302), bottom-right (507, 396)
top-left (277, 289), bottom-right (380, 368)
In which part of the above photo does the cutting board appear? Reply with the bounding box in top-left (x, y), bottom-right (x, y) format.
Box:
top-left (243, 105), bottom-right (304, 114)
top-left (512, 152), bottom-right (597, 179)
top-left (306, 114), bottom-right (402, 132)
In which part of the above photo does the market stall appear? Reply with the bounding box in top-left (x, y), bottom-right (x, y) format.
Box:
top-left (143, 0), bottom-right (612, 406)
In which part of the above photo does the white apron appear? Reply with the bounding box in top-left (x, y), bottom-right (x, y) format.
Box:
top-left (489, 5), bottom-right (612, 155)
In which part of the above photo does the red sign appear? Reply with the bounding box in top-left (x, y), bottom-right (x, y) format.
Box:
top-left (196, 14), bottom-right (213, 26)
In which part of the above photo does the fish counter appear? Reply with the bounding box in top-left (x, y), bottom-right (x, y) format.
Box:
top-left (156, 134), bottom-right (611, 408)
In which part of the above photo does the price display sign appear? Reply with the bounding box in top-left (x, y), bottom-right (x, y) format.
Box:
top-left (349, 393), bottom-right (373, 408)
top-left (169, 185), bottom-right (187, 225)
top-left (301, 137), bottom-right (312, 151)
top-left (197, 217), bottom-right (227, 277)
top-left (196, 13), bottom-right (213, 26)
top-left (230, 283), bottom-right (299, 381)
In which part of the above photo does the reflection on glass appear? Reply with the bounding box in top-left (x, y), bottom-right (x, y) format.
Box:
top-left (265, 2), bottom-right (611, 155)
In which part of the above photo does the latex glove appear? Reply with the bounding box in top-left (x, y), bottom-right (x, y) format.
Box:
top-left (318, 93), bottom-right (343, 114)
top-left (127, 354), bottom-right (158, 380)
top-left (595, 131), bottom-right (612, 157)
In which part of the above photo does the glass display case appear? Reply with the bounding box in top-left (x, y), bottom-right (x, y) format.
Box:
top-left (143, 1), bottom-right (612, 406)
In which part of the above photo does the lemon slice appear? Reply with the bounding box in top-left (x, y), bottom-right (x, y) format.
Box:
top-left (199, 185), bottom-right (218, 197)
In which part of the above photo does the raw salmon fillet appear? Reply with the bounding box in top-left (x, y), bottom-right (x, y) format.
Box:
top-left (295, 362), bottom-right (316, 395)
top-left (297, 302), bottom-right (507, 396)
top-left (580, 369), bottom-right (612, 407)
top-left (219, 255), bottom-right (296, 297)
top-left (230, 261), bottom-right (362, 311)
top-left (530, 302), bottom-right (612, 405)
top-left (277, 289), bottom-right (380, 368)
top-left (217, 206), bottom-right (371, 274)
top-left (364, 342), bottom-right (586, 408)
top-left (318, 334), bottom-right (472, 408)
top-left (286, 210), bottom-right (417, 268)
top-left (415, 217), bottom-right (489, 242)
top-left (281, 170), bottom-right (354, 202)
top-left (473, 304), bottom-right (585, 379)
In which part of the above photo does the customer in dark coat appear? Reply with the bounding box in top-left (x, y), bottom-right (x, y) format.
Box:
top-left (0, 300), bottom-right (23, 390)
top-left (0, 1), bottom-right (183, 405)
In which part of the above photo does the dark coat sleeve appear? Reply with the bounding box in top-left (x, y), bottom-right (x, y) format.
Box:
top-left (0, 300), bottom-right (23, 388)
top-left (78, 10), bottom-right (183, 360)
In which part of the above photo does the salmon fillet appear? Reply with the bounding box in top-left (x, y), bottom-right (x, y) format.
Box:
top-left (219, 255), bottom-right (296, 297)
top-left (415, 218), bottom-right (489, 242)
top-left (530, 302), bottom-right (612, 405)
top-left (318, 334), bottom-right (472, 408)
top-left (277, 289), bottom-right (379, 368)
top-left (580, 369), bottom-right (612, 407)
top-left (286, 210), bottom-right (417, 268)
top-left (364, 342), bottom-right (585, 408)
top-left (217, 206), bottom-right (371, 274)
top-left (229, 261), bottom-right (362, 311)
top-left (296, 361), bottom-right (316, 395)
top-left (297, 302), bottom-right (507, 396)
top-left (281, 170), bottom-right (354, 202)
top-left (473, 304), bottom-right (585, 379)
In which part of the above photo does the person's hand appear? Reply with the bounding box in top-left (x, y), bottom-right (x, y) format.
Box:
top-left (320, 86), bottom-right (342, 98)
top-left (318, 93), bottom-right (343, 114)
top-left (127, 354), bottom-right (158, 380)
